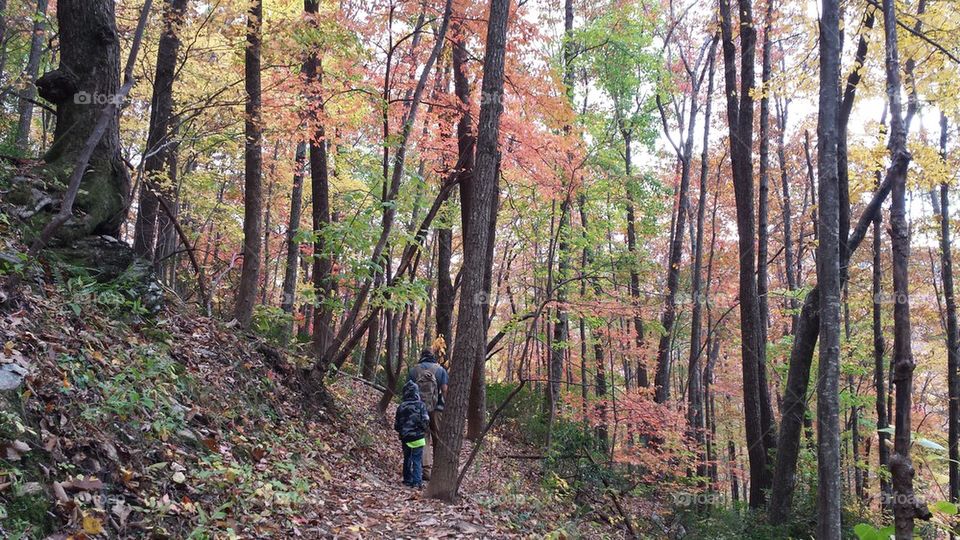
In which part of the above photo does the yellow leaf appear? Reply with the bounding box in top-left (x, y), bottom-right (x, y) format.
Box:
top-left (82, 513), bottom-right (104, 534)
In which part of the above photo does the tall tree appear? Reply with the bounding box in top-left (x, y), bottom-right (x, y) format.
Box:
top-left (311, 0), bottom-right (452, 383)
top-left (754, 0), bottom-right (776, 455)
top-left (15, 0), bottom-right (49, 150)
top-left (304, 0), bottom-right (335, 357)
top-left (718, 0), bottom-right (769, 507)
top-left (435, 20), bottom-right (464, 347)
top-left (881, 0), bottom-right (931, 535)
top-left (428, 0), bottom-right (509, 502)
top-left (234, 0), bottom-right (264, 327)
top-left (546, 0), bottom-right (575, 433)
top-left (452, 12), bottom-right (481, 440)
top-left (280, 141), bottom-right (308, 340)
top-left (687, 38), bottom-right (716, 481)
top-left (0, 0), bottom-right (8, 82)
top-left (814, 0), bottom-right (842, 535)
top-left (134, 0), bottom-right (189, 260)
top-left (775, 84), bottom-right (798, 334)
top-left (436, 227), bottom-right (454, 344)
top-left (873, 177), bottom-right (892, 510)
top-left (768, 6), bottom-right (878, 520)
top-left (936, 112), bottom-right (960, 509)
top-left (653, 32), bottom-right (713, 404)
top-left (469, 158), bottom-right (499, 439)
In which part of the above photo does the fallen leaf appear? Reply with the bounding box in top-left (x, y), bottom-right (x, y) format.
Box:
top-left (62, 477), bottom-right (104, 492)
top-left (112, 498), bottom-right (131, 527)
top-left (52, 481), bottom-right (69, 502)
top-left (82, 513), bottom-right (104, 534)
top-left (252, 446), bottom-right (267, 461)
top-left (201, 436), bottom-right (218, 452)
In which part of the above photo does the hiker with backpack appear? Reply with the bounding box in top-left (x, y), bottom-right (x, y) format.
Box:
top-left (408, 347), bottom-right (448, 479)
top-left (394, 380), bottom-right (430, 488)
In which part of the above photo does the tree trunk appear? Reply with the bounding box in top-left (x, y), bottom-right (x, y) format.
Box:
top-left (687, 40), bottom-right (716, 480)
top-left (873, 195), bottom-right (892, 511)
top-left (303, 0), bottom-right (335, 359)
top-left (134, 0), bottom-right (189, 260)
top-left (16, 0), bottom-right (49, 150)
top-left (0, 0), bottom-right (8, 86)
top-left (436, 227), bottom-right (454, 345)
top-left (361, 307), bottom-right (381, 381)
top-left (428, 0), bottom-right (509, 502)
top-left (376, 308), bottom-right (401, 415)
top-left (547, 199), bottom-right (570, 438)
top-left (654, 172), bottom-right (689, 403)
top-left (718, 0), bottom-right (768, 508)
top-left (776, 94), bottom-right (798, 333)
top-left (154, 132), bottom-right (185, 285)
top-left (280, 142), bottom-right (307, 339)
top-left (767, 5), bottom-right (879, 521)
top-left (579, 195), bottom-right (608, 451)
top-left (881, 0), bottom-right (931, 535)
top-left (623, 130), bottom-right (647, 389)
top-left (453, 14), bottom-right (485, 441)
top-left (468, 163), bottom-right (499, 440)
top-left (756, 1), bottom-right (776, 455)
top-left (814, 2), bottom-right (842, 535)
top-left (260, 151), bottom-right (277, 303)
top-left (35, 0), bottom-right (130, 240)
top-left (234, 0), bottom-right (263, 328)
top-left (547, 0), bottom-right (575, 435)
top-left (729, 440), bottom-right (739, 504)
top-left (937, 112), bottom-right (960, 508)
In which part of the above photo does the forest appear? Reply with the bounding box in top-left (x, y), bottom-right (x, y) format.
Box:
top-left (1, 0), bottom-right (959, 538)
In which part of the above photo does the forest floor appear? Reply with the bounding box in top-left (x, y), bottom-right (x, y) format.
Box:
top-left (0, 233), bottom-right (628, 538)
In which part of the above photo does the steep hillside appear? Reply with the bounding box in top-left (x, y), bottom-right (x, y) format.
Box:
top-left (0, 235), bottom-right (623, 539)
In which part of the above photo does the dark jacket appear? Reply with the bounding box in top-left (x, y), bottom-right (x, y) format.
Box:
top-left (394, 381), bottom-right (430, 443)
top-left (407, 350), bottom-right (449, 387)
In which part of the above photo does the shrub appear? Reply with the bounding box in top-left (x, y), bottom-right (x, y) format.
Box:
top-left (251, 305), bottom-right (294, 346)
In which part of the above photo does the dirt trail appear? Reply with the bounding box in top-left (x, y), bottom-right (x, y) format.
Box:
top-left (311, 379), bottom-right (531, 538)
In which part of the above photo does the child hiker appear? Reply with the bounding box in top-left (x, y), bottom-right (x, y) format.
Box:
top-left (394, 380), bottom-right (430, 488)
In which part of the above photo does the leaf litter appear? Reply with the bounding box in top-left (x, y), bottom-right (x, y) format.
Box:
top-left (0, 249), bottom-right (580, 538)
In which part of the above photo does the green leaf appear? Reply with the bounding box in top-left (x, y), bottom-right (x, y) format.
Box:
top-left (853, 523), bottom-right (879, 540)
top-left (853, 523), bottom-right (894, 540)
top-left (917, 437), bottom-right (946, 452)
top-left (932, 500), bottom-right (959, 515)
